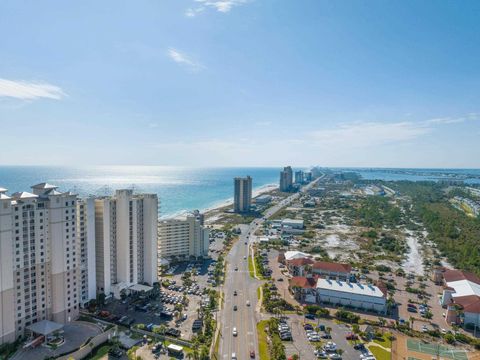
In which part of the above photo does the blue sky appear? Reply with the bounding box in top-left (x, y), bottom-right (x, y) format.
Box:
top-left (0, 0), bottom-right (479, 168)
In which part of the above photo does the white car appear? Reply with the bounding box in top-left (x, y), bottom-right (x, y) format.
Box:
top-left (232, 327), bottom-right (238, 336)
top-left (231, 352), bottom-right (237, 360)
top-left (246, 300), bottom-right (251, 306)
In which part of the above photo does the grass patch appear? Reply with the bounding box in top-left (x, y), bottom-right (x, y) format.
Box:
top-left (257, 286), bottom-right (261, 300)
top-left (257, 320), bottom-right (270, 360)
top-left (368, 345), bottom-right (390, 360)
top-left (248, 255), bottom-right (255, 278)
top-left (86, 344), bottom-right (111, 360)
top-left (373, 334), bottom-right (392, 349)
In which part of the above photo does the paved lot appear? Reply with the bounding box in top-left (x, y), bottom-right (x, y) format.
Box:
top-left (14, 322), bottom-right (102, 360)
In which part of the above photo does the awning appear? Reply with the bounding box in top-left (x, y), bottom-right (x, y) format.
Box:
top-left (26, 320), bottom-right (63, 336)
top-left (129, 284), bottom-right (153, 292)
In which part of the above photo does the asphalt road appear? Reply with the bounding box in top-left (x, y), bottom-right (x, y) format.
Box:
top-left (218, 176), bottom-right (323, 360)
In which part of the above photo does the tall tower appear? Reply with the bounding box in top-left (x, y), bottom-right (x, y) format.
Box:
top-left (234, 176), bottom-right (252, 213)
top-left (280, 166), bottom-right (293, 192)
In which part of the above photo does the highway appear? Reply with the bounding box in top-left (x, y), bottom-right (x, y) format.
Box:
top-left (218, 176), bottom-right (322, 359)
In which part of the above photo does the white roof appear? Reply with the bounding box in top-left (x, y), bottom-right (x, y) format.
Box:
top-left (282, 218), bottom-right (304, 224)
top-left (167, 344), bottom-right (183, 351)
top-left (11, 191), bottom-right (38, 199)
top-left (448, 280), bottom-right (480, 298)
top-left (0, 187), bottom-right (7, 193)
top-left (0, 193), bottom-right (11, 200)
top-left (26, 320), bottom-right (63, 335)
top-left (284, 250), bottom-right (310, 261)
top-left (31, 182), bottom-right (57, 190)
top-left (317, 279), bottom-right (385, 298)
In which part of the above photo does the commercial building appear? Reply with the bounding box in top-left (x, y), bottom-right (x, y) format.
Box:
top-left (255, 194), bottom-right (272, 205)
top-left (280, 166), bottom-right (293, 192)
top-left (158, 213), bottom-right (210, 261)
top-left (281, 218), bottom-right (304, 229)
top-left (0, 184), bottom-right (81, 344)
top-left (316, 279), bottom-right (387, 314)
top-left (94, 189), bottom-right (158, 298)
top-left (234, 176), bottom-right (252, 213)
top-left (312, 261), bottom-right (352, 281)
top-left (441, 269), bottom-right (480, 328)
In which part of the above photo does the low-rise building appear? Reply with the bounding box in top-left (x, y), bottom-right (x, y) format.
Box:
top-left (281, 218), bottom-right (304, 229)
top-left (441, 269), bottom-right (480, 328)
top-left (289, 276), bottom-right (317, 303)
top-left (286, 258), bottom-right (314, 276)
top-left (312, 261), bottom-right (352, 280)
top-left (316, 279), bottom-right (387, 314)
top-left (255, 194), bottom-right (272, 205)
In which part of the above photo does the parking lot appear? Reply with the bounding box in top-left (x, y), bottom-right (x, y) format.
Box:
top-left (281, 314), bottom-right (368, 360)
top-left (96, 258), bottom-right (218, 342)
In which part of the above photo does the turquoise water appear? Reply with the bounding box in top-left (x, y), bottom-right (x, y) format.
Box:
top-left (0, 166), bottom-right (281, 217)
top-left (1, 166), bottom-right (479, 217)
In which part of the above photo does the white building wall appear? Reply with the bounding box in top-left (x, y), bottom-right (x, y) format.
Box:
top-left (317, 288), bottom-right (386, 313)
top-left (0, 194), bottom-right (15, 344)
top-left (142, 195), bottom-right (158, 285)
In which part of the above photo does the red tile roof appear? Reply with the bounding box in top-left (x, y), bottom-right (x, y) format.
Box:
top-left (443, 269), bottom-right (480, 285)
top-left (454, 295), bottom-right (480, 314)
top-left (289, 276), bottom-right (317, 289)
top-left (312, 261), bottom-right (352, 274)
top-left (287, 258), bottom-right (314, 266)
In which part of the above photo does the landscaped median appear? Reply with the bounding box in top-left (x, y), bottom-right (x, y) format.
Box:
top-left (256, 320), bottom-right (270, 360)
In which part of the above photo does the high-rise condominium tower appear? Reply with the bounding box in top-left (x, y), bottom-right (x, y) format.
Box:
top-left (280, 166), bottom-right (293, 192)
top-left (234, 176), bottom-right (252, 213)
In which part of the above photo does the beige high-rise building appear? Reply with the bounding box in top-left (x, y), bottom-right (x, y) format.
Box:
top-left (94, 190), bottom-right (158, 298)
top-left (0, 183), bottom-right (81, 344)
top-left (158, 213), bottom-right (210, 261)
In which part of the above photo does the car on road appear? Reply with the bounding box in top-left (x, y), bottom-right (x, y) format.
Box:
top-left (244, 256), bottom-right (247, 260)
top-left (233, 305), bottom-right (237, 311)
top-left (277, 277), bottom-right (284, 281)
top-left (234, 290), bottom-right (237, 296)
top-left (250, 350), bottom-right (255, 358)
top-left (231, 352), bottom-right (237, 360)
top-left (232, 327), bottom-right (238, 336)
top-left (305, 313), bottom-right (315, 320)
top-left (234, 266), bottom-right (238, 271)
top-left (246, 300), bottom-right (250, 306)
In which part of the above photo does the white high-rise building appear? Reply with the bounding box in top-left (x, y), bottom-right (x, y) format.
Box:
top-left (158, 213), bottom-right (210, 261)
top-left (0, 184), bottom-right (81, 344)
top-left (94, 189), bottom-right (158, 298)
top-left (76, 198), bottom-right (96, 307)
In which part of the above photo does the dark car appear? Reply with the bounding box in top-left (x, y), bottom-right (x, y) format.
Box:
top-left (305, 313), bottom-right (315, 320)
top-left (108, 348), bottom-right (124, 358)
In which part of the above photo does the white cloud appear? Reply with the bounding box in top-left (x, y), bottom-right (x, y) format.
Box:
top-left (167, 48), bottom-right (204, 71)
top-left (185, 7), bottom-right (204, 17)
top-left (0, 78), bottom-right (66, 100)
top-left (187, 0), bottom-right (249, 16)
top-left (310, 121), bottom-right (430, 148)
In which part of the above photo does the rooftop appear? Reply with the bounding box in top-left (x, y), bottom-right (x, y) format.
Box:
top-left (11, 191), bottom-right (38, 200)
top-left (284, 250), bottom-right (311, 261)
top-left (313, 261), bottom-right (352, 274)
top-left (316, 279), bottom-right (386, 299)
top-left (289, 276), bottom-right (318, 289)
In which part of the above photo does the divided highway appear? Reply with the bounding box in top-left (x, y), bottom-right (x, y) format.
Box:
top-left (217, 176), bottom-right (322, 359)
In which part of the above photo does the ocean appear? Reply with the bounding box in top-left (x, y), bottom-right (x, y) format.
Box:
top-left (1, 166), bottom-right (479, 217)
top-left (0, 166), bottom-right (281, 217)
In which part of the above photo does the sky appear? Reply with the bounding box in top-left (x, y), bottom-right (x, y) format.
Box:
top-left (0, 0), bottom-right (479, 168)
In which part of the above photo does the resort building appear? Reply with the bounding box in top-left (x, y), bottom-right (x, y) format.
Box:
top-left (158, 213), bottom-right (210, 261)
top-left (255, 194), bottom-right (272, 205)
top-left (94, 189), bottom-right (158, 298)
top-left (295, 170), bottom-right (305, 184)
top-left (286, 258), bottom-right (314, 277)
top-left (234, 176), bottom-right (252, 213)
top-left (0, 184), bottom-right (81, 344)
top-left (440, 269), bottom-right (480, 328)
top-left (279, 166), bottom-right (293, 192)
top-left (316, 279), bottom-right (387, 314)
top-left (289, 276), bottom-right (318, 303)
